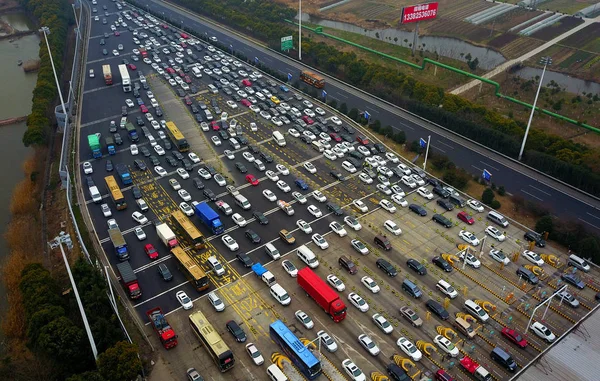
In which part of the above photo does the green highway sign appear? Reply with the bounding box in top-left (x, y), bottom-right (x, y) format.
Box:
top-left (281, 35), bottom-right (293, 51)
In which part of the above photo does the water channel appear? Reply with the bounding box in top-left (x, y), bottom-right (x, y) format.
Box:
top-left (514, 66), bottom-right (600, 95)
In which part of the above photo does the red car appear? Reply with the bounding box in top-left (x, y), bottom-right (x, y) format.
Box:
top-left (184, 76), bottom-right (192, 84)
top-left (180, 42), bottom-right (188, 48)
top-left (184, 96), bottom-right (192, 105)
top-left (178, 70), bottom-right (185, 78)
top-left (242, 79), bottom-right (252, 87)
top-left (211, 121), bottom-right (220, 131)
top-left (356, 135), bottom-right (369, 145)
top-left (302, 115), bottom-right (314, 125)
top-left (114, 31), bottom-right (120, 36)
top-left (245, 174), bottom-right (259, 186)
top-left (501, 327), bottom-right (528, 348)
top-left (128, 64), bottom-right (137, 71)
top-left (241, 99), bottom-right (251, 107)
top-left (144, 244), bottom-right (159, 260)
top-left (329, 132), bottom-right (341, 142)
top-left (435, 369), bottom-right (455, 381)
top-left (140, 105), bottom-right (148, 114)
top-left (161, 24), bottom-right (169, 29)
top-left (166, 67), bottom-right (175, 74)
top-left (457, 211), bottom-right (474, 225)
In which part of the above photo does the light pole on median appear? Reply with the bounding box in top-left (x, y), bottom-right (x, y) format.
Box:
top-left (39, 26), bottom-right (68, 133)
top-left (71, 4), bottom-right (80, 40)
top-left (299, 0), bottom-right (302, 60)
top-left (518, 56), bottom-right (552, 161)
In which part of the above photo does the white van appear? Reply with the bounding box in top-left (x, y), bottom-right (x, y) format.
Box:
top-left (436, 279), bottom-right (457, 299)
top-left (272, 131), bottom-right (286, 147)
top-left (229, 138), bottom-right (240, 150)
top-left (487, 211), bottom-right (509, 227)
top-left (270, 284), bottom-right (291, 305)
top-left (208, 84), bottom-right (218, 94)
top-left (136, 198), bottom-right (149, 212)
top-left (311, 140), bottom-right (324, 152)
top-left (234, 194), bottom-right (251, 210)
top-left (265, 243), bottom-right (281, 260)
top-left (147, 135), bottom-right (156, 146)
top-left (266, 364), bottom-right (288, 381)
top-left (297, 245), bottom-right (319, 268)
top-left (464, 299), bottom-right (489, 322)
top-left (568, 254), bottom-right (591, 272)
top-left (192, 66), bottom-right (202, 78)
top-left (89, 186), bottom-right (102, 203)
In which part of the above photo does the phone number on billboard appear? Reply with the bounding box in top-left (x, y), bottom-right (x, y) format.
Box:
top-left (403, 9), bottom-right (437, 22)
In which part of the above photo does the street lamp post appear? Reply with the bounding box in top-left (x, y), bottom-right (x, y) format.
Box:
top-left (518, 56), bottom-right (552, 161)
top-left (71, 4), bottom-right (80, 40)
top-left (39, 26), bottom-right (68, 133)
top-left (299, 0), bottom-right (302, 60)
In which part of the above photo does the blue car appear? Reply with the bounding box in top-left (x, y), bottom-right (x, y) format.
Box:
top-left (561, 273), bottom-right (586, 289)
top-left (136, 98), bottom-right (145, 106)
top-left (295, 178), bottom-right (308, 190)
top-left (280, 85), bottom-right (289, 92)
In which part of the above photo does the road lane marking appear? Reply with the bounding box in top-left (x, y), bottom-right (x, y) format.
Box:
top-left (587, 212), bottom-right (600, 220)
top-left (578, 218), bottom-right (600, 230)
top-left (528, 185), bottom-right (551, 196)
top-left (432, 145), bottom-right (446, 153)
top-left (437, 140), bottom-right (454, 150)
top-left (520, 189), bottom-right (543, 201)
top-left (480, 161), bottom-right (499, 171)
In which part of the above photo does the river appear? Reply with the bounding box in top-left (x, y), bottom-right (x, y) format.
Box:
top-left (0, 12), bottom-right (38, 349)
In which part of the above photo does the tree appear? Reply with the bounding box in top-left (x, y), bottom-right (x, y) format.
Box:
top-left (535, 215), bottom-right (554, 236)
top-left (481, 188), bottom-right (495, 205)
top-left (97, 341), bottom-right (142, 381)
top-left (393, 131), bottom-right (406, 144)
top-left (369, 119), bottom-right (381, 132)
top-left (27, 305), bottom-right (67, 348)
top-left (348, 108), bottom-right (359, 121)
top-left (577, 237), bottom-right (600, 263)
top-left (66, 371), bottom-right (104, 381)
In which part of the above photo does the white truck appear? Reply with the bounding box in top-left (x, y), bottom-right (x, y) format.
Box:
top-left (118, 64), bottom-right (131, 92)
top-left (155, 222), bottom-right (177, 248)
top-left (277, 200), bottom-right (294, 216)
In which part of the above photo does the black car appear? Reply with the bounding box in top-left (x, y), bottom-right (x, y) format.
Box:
top-left (374, 143), bottom-right (386, 153)
top-left (105, 160), bottom-right (114, 172)
top-left (132, 186), bottom-right (142, 199)
top-left (134, 159), bottom-right (147, 171)
top-left (433, 185), bottom-right (450, 198)
top-left (300, 135), bottom-right (311, 144)
top-left (327, 202), bottom-right (343, 216)
top-left (247, 145), bottom-right (260, 154)
top-left (432, 256), bottom-right (453, 272)
top-left (428, 178), bottom-right (441, 187)
top-left (195, 114), bottom-right (203, 123)
top-left (157, 264), bottom-right (173, 281)
top-left (363, 167), bottom-right (376, 178)
top-left (238, 136), bottom-right (249, 145)
top-left (203, 188), bottom-right (217, 201)
top-left (409, 204), bottom-right (427, 216)
top-left (259, 152), bottom-right (273, 163)
top-left (561, 273), bottom-right (585, 289)
top-left (193, 178), bottom-right (205, 189)
top-left (149, 155), bottom-right (160, 166)
top-left (165, 155), bottom-right (178, 167)
top-left (140, 146), bottom-right (151, 157)
top-left (245, 229), bottom-right (261, 244)
top-left (226, 320), bottom-right (247, 342)
top-left (236, 252), bottom-right (253, 268)
top-left (136, 116), bottom-right (145, 126)
top-left (162, 139), bottom-right (172, 150)
top-left (155, 107), bottom-right (163, 117)
top-left (426, 299), bottom-right (449, 320)
top-left (113, 133), bottom-right (123, 145)
top-left (376, 259), bottom-right (397, 277)
top-left (177, 89), bottom-right (186, 97)
top-left (181, 159), bottom-right (193, 171)
top-left (85, 176), bottom-right (94, 188)
top-left (436, 199), bottom-right (454, 211)
top-left (191, 105), bottom-right (199, 114)
top-left (432, 213), bottom-right (453, 228)
top-left (343, 125), bottom-right (356, 134)
top-left (340, 133), bottom-right (353, 143)
top-left (172, 151), bottom-right (184, 161)
top-left (133, 87), bottom-right (140, 98)
top-left (235, 162), bottom-right (248, 173)
top-left (205, 165), bottom-right (217, 176)
top-left (406, 259), bottom-right (427, 275)
top-left (330, 171), bottom-right (345, 181)
top-left (524, 231), bottom-right (546, 247)
top-left (253, 211), bottom-right (269, 225)
top-left (219, 130), bottom-right (229, 140)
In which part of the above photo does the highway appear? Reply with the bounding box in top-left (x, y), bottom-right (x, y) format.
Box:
top-left (138, 0), bottom-right (600, 231)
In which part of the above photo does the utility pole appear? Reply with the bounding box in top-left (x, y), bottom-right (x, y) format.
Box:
top-left (299, 0), bottom-right (302, 60)
top-left (39, 26), bottom-right (68, 133)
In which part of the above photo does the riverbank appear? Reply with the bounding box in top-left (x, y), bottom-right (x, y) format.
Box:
top-left (0, 116), bottom-right (26, 126)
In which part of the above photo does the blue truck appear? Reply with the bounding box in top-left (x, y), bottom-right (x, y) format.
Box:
top-left (105, 136), bottom-right (116, 155)
top-left (115, 163), bottom-right (132, 185)
top-left (109, 228), bottom-right (129, 261)
top-left (194, 202), bottom-right (224, 235)
top-left (251, 263), bottom-right (276, 286)
top-left (125, 122), bottom-right (139, 142)
top-left (88, 134), bottom-right (102, 158)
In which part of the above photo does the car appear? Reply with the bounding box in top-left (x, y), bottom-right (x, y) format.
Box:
top-left (400, 305), bottom-right (423, 327)
top-left (276, 180), bottom-right (291, 192)
top-left (353, 200), bottom-right (368, 213)
top-left (358, 334), bottom-right (380, 356)
top-left (317, 330), bottom-right (338, 352)
top-left (416, 187), bottom-right (434, 200)
top-left (401, 175), bottom-right (417, 188)
top-left (176, 291), bottom-right (193, 310)
top-left (177, 168), bottom-right (190, 179)
top-left (229, 213), bottom-right (247, 227)
top-left (359, 173), bottom-right (373, 184)
top-left (221, 235), bottom-right (239, 251)
top-left (153, 145), bottom-right (165, 155)
top-left (312, 233), bottom-right (329, 249)
top-left (265, 170), bottom-right (279, 182)
top-left (561, 273), bottom-right (586, 289)
top-left (303, 162), bottom-right (317, 173)
top-left (348, 292), bottom-right (369, 312)
top-left (157, 263), bottom-right (173, 281)
top-left (397, 337), bottom-right (422, 361)
top-left (129, 144), bottom-right (139, 155)
top-left (281, 259), bottom-right (298, 277)
top-left (434, 335), bottom-right (459, 357)
top-left (485, 226), bottom-right (506, 241)
top-left (432, 256), bottom-right (453, 272)
top-left (211, 136), bottom-right (222, 146)
top-left (392, 194), bottom-right (409, 207)
top-left (488, 248), bottom-right (510, 265)
top-left (134, 227), bottom-right (146, 240)
top-left (436, 199), bottom-right (454, 211)
top-left (409, 204), bottom-right (427, 216)
top-left (295, 310), bottom-right (314, 329)
top-left (311, 190), bottom-right (326, 203)
top-left (213, 173), bottom-right (227, 187)
top-left (344, 216), bottom-right (362, 230)
top-left (154, 166), bottom-right (167, 176)
top-left (522, 250), bottom-right (544, 266)
top-left (501, 327), bottom-right (528, 348)
top-left (459, 230), bottom-right (480, 246)
top-left (383, 220), bottom-right (402, 236)
top-left (390, 185), bottom-right (405, 196)
top-left (372, 313), bottom-right (394, 334)
top-left (245, 229), bottom-right (261, 244)
top-left (327, 274), bottom-right (345, 292)
top-left (361, 276), bottom-right (380, 293)
top-left (276, 164), bottom-right (289, 175)
top-left (144, 243), bottom-right (159, 260)
top-left (342, 359), bottom-right (366, 381)
top-left (324, 223), bottom-right (346, 239)
top-left (467, 199), bottom-right (485, 212)
top-left (132, 211), bottom-right (148, 224)
top-left (457, 211), bottom-right (475, 225)
top-left (279, 229), bottom-right (296, 245)
top-left (406, 259), bottom-right (427, 275)
top-left (242, 342), bottom-right (265, 366)
top-left (379, 199), bottom-right (397, 213)
top-left (524, 231), bottom-right (546, 247)
top-left (459, 251), bottom-right (481, 268)
top-left (226, 320), bottom-right (247, 342)
top-left (327, 202), bottom-right (343, 216)
top-left (330, 170), bottom-right (344, 181)
top-left (307, 205), bottom-right (322, 218)
top-left (262, 189), bottom-right (277, 202)
top-left (169, 179), bottom-right (182, 191)
top-left (351, 239), bottom-right (369, 255)
top-left (530, 322), bottom-right (555, 343)
top-left (253, 211), bottom-right (269, 225)
top-left (186, 368), bottom-right (202, 381)
top-left (188, 152), bottom-right (201, 163)
top-left (232, 252), bottom-right (253, 268)
top-left (245, 174), bottom-right (259, 186)
top-left (178, 189), bottom-right (192, 201)
top-left (296, 219), bottom-right (312, 234)
top-left (179, 202), bottom-right (194, 216)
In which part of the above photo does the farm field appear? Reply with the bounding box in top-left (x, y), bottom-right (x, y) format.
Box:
top-left (530, 16), bottom-right (584, 40)
top-left (503, 0), bottom-right (596, 14)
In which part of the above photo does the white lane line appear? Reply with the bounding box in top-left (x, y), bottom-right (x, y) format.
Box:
top-left (520, 189), bottom-right (543, 201)
top-left (587, 212), bottom-right (600, 220)
top-left (432, 145), bottom-right (446, 153)
top-left (397, 121), bottom-right (414, 130)
top-left (336, 92), bottom-right (348, 99)
top-left (529, 185), bottom-right (551, 196)
top-left (437, 140), bottom-right (454, 150)
top-left (471, 165), bottom-right (483, 172)
top-left (480, 161), bottom-right (499, 171)
top-left (578, 218), bottom-right (600, 230)
top-left (366, 106), bottom-right (380, 114)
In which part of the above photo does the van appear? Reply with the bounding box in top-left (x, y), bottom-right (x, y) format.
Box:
top-left (266, 364), bottom-right (288, 381)
top-left (297, 245), bottom-right (319, 268)
top-left (374, 235), bottom-right (391, 251)
top-left (311, 141), bottom-right (324, 152)
top-left (270, 284), bottom-right (291, 305)
top-left (464, 299), bottom-right (489, 322)
top-left (568, 254), bottom-right (591, 272)
top-left (487, 210), bottom-right (509, 227)
top-left (402, 279), bottom-right (422, 298)
top-left (208, 291), bottom-right (225, 312)
top-left (516, 266), bottom-right (539, 284)
top-left (265, 243), bottom-right (281, 260)
top-left (147, 135), bottom-right (156, 146)
top-left (339, 255), bottom-right (357, 274)
top-left (207, 256), bottom-right (225, 276)
top-left (136, 198), bottom-right (149, 212)
top-left (436, 279), bottom-right (458, 299)
top-left (253, 160), bottom-right (265, 171)
top-left (208, 84), bottom-right (218, 93)
top-left (234, 194), bottom-right (251, 210)
top-left (120, 117), bottom-right (127, 129)
top-left (192, 66), bottom-right (202, 78)
top-left (89, 186), bottom-right (102, 203)
top-left (490, 347), bottom-right (517, 372)
top-left (448, 194), bottom-right (465, 208)
top-left (229, 138), bottom-right (240, 150)
top-left (454, 317), bottom-right (476, 338)
top-left (272, 131), bottom-right (286, 146)
top-left (386, 363), bottom-right (409, 381)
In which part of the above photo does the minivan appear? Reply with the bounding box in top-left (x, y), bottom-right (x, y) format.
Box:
top-left (270, 284), bottom-right (291, 305)
top-left (229, 138), bottom-right (240, 150)
top-left (253, 159), bottom-right (265, 171)
top-left (402, 279), bottom-right (422, 298)
top-left (265, 243), bottom-right (281, 260)
top-left (207, 256), bottom-right (225, 276)
top-left (339, 255), bottom-right (357, 274)
top-left (491, 347), bottom-right (517, 372)
top-left (89, 186), bottom-right (102, 203)
top-left (436, 279), bottom-right (458, 299)
top-left (297, 245), bottom-right (319, 268)
top-left (568, 254), bottom-right (591, 272)
top-left (208, 291), bottom-right (225, 312)
top-left (516, 266), bottom-right (539, 284)
top-left (208, 84), bottom-right (218, 93)
top-left (374, 235), bottom-right (391, 251)
top-left (432, 213), bottom-right (453, 228)
top-left (454, 317), bottom-right (476, 338)
top-left (136, 198), bottom-right (149, 212)
top-left (464, 299), bottom-right (489, 322)
top-left (488, 210), bottom-right (509, 227)
top-left (448, 194), bottom-right (465, 208)
top-left (266, 364), bottom-right (288, 381)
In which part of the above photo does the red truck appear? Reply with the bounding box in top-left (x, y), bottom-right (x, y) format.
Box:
top-left (116, 261), bottom-right (141, 299)
top-left (139, 47), bottom-right (148, 58)
top-left (297, 268), bottom-right (347, 322)
top-left (460, 356), bottom-right (491, 381)
top-left (147, 307), bottom-right (178, 349)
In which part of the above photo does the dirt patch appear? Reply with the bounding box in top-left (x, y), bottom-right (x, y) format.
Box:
top-left (562, 22), bottom-right (600, 53)
top-left (480, 8), bottom-right (546, 32)
top-left (488, 33), bottom-right (519, 49)
top-left (530, 15), bottom-right (584, 40)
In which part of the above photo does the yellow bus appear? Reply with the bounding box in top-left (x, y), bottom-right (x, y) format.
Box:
top-left (171, 210), bottom-right (206, 249)
top-left (300, 71), bottom-right (325, 89)
top-left (104, 175), bottom-right (127, 210)
top-left (165, 121), bottom-right (189, 152)
top-left (171, 246), bottom-right (209, 291)
top-left (189, 311), bottom-right (235, 372)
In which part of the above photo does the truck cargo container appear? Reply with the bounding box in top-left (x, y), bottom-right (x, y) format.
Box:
top-left (116, 261), bottom-right (141, 299)
top-left (125, 122), bottom-right (139, 142)
top-left (297, 267), bottom-right (346, 322)
top-left (194, 202), bottom-right (224, 235)
top-left (108, 228), bottom-right (129, 261)
top-left (118, 64), bottom-right (131, 92)
top-left (88, 134), bottom-right (102, 158)
top-left (104, 136), bottom-right (116, 155)
top-left (156, 222), bottom-right (178, 248)
top-left (102, 64), bottom-right (112, 85)
top-left (115, 163), bottom-right (132, 185)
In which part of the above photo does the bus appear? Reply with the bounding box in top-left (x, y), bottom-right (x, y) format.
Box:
top-left (171, 211), bottom-right (206, 249)
top-left (104, 175), bottom-right (127, 210)
top-left (300, 71), bottom-right (325, 89)
top-left (189, 311), bottom-right (235, 372)
top-left (269, 320), bottom-right (321, 379)
top-left (171, 246), bottom-right (209, 292)
top-left (165, 121), bottom-right (189, 152)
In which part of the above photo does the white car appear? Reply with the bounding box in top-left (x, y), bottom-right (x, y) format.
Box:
top-left (312, 233), bottom-right (329, 249)
top-left (223, 150), bottom-right (235, 160)
top-left (214, 174), bottom-right (226, 187)
top-left (401, 175), bottom-right (417, 188)
top-left (83, 161), bottom-right (93, 174)
top-left (315, 107), bottom-right (326, 115)
top-left (125, 98), bottom-right (134, 108)
top-left (134, 227), bottom-right (146, 240)
top-left (357, 146), bottom-right (371, 157)
top-left (489, 248), bottom-right (510, 265)
top-left (459, 230), bottom-right (480, 246)
top-left (153, 145), bottom-right (165, 155)
top-left (276, 180), bottom-right (291, 193)
top-left (288, 128), bottom-right (300, 137)
top-left (384, 220), bottom-right (402, 235)
top-left (262, 189), bottom-right (277, 202)
top-left (282, 259), bottom-right (298, 277)
top-left (330, 116), bottom-right (342, 126)
top-left (351, 239), bottom-right (369, 255)
top-left (348, 293), bottom-right (369, 312)
top-left (323, 150), bottom-right (337, 161)
top-left (361, 276), bottom-right (380, 293)
top-left (359, 173), bottom-right (373, 184)
top-left (530, 322), bottom-right (556, 343)
top-left (379, 199), bottom-right (397, 213)
top-left (523, 250), bottom-right (544, 266)
top-left (265, 170), bottom-right (279, 182)
top-left (358, 334), bottom-right (380, 356)
top-left (176, 291), bottom-right (193, 310)
top-left (485, 226), bottom-right (506, 241)
top-left (307, 205), bottom-right (322, 218)
top-left (304, 109), bottom-right (315, 118)
top-left (221, 234), bottom-right (239, 251)
top-left (365, 157), bottom-right (378, 167)
top-left (327, 274), bottom-right (345, 292)
top-left (434, 335), bottom-right (459, 357)
top-left (226, 100), bottom-right (238, 109)
top-left (179, 202), bottom-right (194, 216)
top-left (344, 216), bottom-right (362, 230)
top-left (245, 343), bottom-right (264, 366)
top-left (188, 152), bottom-right (201, 163)
top-left (459, 251), bottom-right (481, 268)
top-left (197, 168), bottom-right (211, 179)
top-left (242, 151), bottom-right (255, 162)
top-left (112, 49), bottom-right (119, 56)
top-left (303, 162), bottom-right (317, 174)
top-left (372, 313), bottom-right (394, 334)
top-left (295, 310), bottom-right (314, 329)
top-left (132, 211), bottom-right (148, 224)
top-left (176, 168), bottom-right (189, 179)
top-left (151, 120), bottom-right (160, 130)
top-left (101, 203), bottom-right (112, 217)
top-left (232, 213), bottom-right (247, 227)
top-left (410, 174), bottom-right (425, 186)
top-left (353, 200), bottom-right (368, 213)
top-left (276, 164), bottom-right (289, 175)
top-left (377, 166), bottom-right (392, 177)
top-left (312, 190), bottom-right (327, 203)
top-left (391, 185), bottom-right (405, 196)
top-left (211, 136), bottom-right (222, 146)
top-left (130, 144), bottom-right (139, 155)
top-left (342, 359), bottom-right (366, 381)
top-left (329, 221), bottom-right (347, 237)
top-left (296, 219), bottom-right (312, 234)
top-left (303, 100), bottom-right (314, 108)
top-left (377, 175), bottom-right (390, 187)
top-left (377, 184), bottom-right (392, 195)
top-left (397, 337), bottom-right (422, 362)
top-left (317, 330), bottom-right (338, 352)
top-left (292, 191), bottom-right (307, 204)
top-left (467, 199), bottom-right (485, 212)
top-left (385, 152), bottom-right (399, 163)
top-left (178, 189), bottom-right (192, 201)
top-left (391, 194), bottom-right (409, 207)
top-left (417, 187), bottom-right (434, 200)
top-left (154, 166), bottom-right (167, 176)
top-left (342, 161), bottom-right (357, 173)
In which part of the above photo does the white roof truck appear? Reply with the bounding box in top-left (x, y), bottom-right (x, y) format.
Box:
top-left (156, 222), bottom-right (178, 249)
top-left (118, 64), bottom-right (131, 92)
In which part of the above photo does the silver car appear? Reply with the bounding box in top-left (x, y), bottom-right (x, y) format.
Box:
top-left (317, 330), bottom-right (338, 352)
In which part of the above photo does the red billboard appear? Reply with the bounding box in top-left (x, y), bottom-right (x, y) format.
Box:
top-left (401, 2), bottom-right (439, 24)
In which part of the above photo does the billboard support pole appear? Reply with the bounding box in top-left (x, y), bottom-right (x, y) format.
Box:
top-left (412, 22), bottom-right (419, 56)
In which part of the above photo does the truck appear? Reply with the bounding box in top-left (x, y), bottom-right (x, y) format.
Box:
top-left (297, 267), bottom-right (347, 322)
top-left (194, 202), bottom-right (224, 235)
top-left (156, 222), bottom-right (178, 248)
top-left (118, 64), bottom-right (131, 92)
top-left (115, 163), bottom-right (132, 185)
top-left (125, 122), bottom-right (139, 142)
top-left (147, 307), bottom-right (178, 349)
top-left (104, 136), bottom-right (116, 155)
top-left (139, 47), bottom-right (148, 58)
top-left (108, 228), bottom-right (129, 261)
top-left (251, 263), bottom-right (276, 287)
top-left (116, 261), bottom-right (141, 299)
top-left (88, 134), bottom-right (102, 158)
top-left (215, 200), bottom-right (233, 215)
top-left (460, 356), bottom-right (491, 381)
top-left (102, 64), bottom-right (112, 85)
top-left (277, 200), bottom-right (294, 216)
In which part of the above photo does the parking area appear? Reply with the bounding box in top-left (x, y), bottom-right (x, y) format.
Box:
top-left (80, 1), bottom-right (600, 380)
